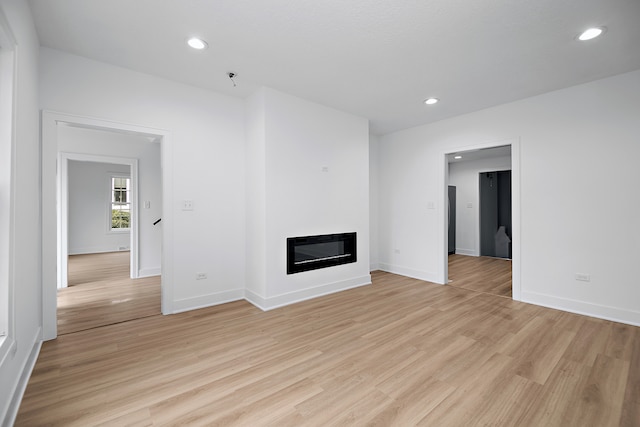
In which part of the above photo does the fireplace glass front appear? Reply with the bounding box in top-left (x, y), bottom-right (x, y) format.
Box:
top-left (287, 232), bottom-right (356, 274)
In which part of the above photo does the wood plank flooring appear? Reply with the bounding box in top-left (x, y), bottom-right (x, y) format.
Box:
top-left (58, 252), bottom-right (160, 335)
top-left (18, 271), bottom-right (639, 426)
top-left (449, 254), bottom-right (512, 298)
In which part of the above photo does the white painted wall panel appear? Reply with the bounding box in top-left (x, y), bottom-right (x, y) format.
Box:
top-left (369, 134), bottom-right (380, 270)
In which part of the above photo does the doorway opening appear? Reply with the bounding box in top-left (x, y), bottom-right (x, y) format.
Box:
top-left (58, 153), bottom-right (140, 289)
top-left (42, 111), bottom-right (173, 340)
top-left (57, 153), bottom-right (161, 334)
top-left (443, 141), bottom-right (520, 300)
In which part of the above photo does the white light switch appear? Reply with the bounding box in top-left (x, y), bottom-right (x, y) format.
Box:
top-left (467, 202), bottom-right (473, 208)
top-left (427, 201), bottom-right (435, 209)
top-left (144, 201), bottom-right (151, 209)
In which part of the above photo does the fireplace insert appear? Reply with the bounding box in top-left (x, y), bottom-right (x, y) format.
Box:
top-left (287, 232), bottom-right (356, 274)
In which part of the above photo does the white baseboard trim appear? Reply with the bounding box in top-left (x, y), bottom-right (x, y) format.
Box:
top-left (171, 289), bottom-right (245, 314)
top-left (244, 290), bottom-right (268, 310)
top-left (521, 291), bottom-right (640, 327)
top-left (378, 263), bottom-right (440, 284)
top-left (69, 247), bottom-right (130, 255)
top-left (454, 249), bottom-right (477, 256)
top-left (245, 275), bottom-right (372, 311)
top-left (3, 327), bottom-right (42, 427)
top-left (138, 267), bottom-right (161, 278)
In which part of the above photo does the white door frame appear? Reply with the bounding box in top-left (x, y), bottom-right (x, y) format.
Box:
top-left (42, 111), bottom-right (174, 340)
top-left (441, 138), bottom-right (521, 301)
top-left (59, 152), bottom-right (139, 288)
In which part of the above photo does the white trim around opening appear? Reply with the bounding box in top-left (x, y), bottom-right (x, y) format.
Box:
top-left (441, 138), bottom-right (521, 301)
top-left (41, 111), bottom-right (174, 340)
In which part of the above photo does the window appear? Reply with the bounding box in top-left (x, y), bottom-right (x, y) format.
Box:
top-left (110, 176), bottom-right (131, 230)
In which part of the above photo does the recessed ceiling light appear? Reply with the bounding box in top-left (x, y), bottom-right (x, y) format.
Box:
top-left (424, 98), bottom-right (439, 105)
top-left (578, 27), bottom-right (605, 41)
top-left (187, 37), bottom-right (208, 50)
top-left (454, 155), bottom-right (462, 160)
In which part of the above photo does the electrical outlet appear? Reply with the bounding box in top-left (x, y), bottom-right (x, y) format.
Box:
top-left (575, 273), bottom-right (591, 282)
top-left (183, 200), bottom-right (194, 211)
top-left (196, 272), bottom-right (207, 280)
top-left (394, 249), bottom-right (401, 254)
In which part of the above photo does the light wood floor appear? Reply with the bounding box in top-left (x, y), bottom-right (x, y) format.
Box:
top-left (18, 271), bottom-right (639, 426)
top-left (58, 252), bottom-right (160, 335)
top-left (449, 254), bottom-right (512, 298)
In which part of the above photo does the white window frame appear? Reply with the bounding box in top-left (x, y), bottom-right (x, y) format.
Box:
top-left (108, 174), bottom-right (131, 233)
top-left (0, 7), bottom-right (17, 362)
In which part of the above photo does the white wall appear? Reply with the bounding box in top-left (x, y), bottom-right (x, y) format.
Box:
top-left (40, 47), bottom-right (246, 313)
top-left (379, 69), bottom-right (640, 326)
top-left (60, 127), bottom-right (162, 275)
top-left (245, 88), bottom-right (371, 309)
top-left (448, 156), bottom-right (511, 256)
top-left (0, 1), bottom-right (41, 425)
top-left (68, 161), bottom-right (131, 254)
top-left (245, 89), bottom-right (267, 298)
top-left (369, 133), bottom-right (380, 270)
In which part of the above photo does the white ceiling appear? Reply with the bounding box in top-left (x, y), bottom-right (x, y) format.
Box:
top-left (28, 0), bottom-right (640, 135)
top-left (447, 145), bottom-right (512, 164)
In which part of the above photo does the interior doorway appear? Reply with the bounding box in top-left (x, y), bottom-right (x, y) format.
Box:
top-left (41, 111), bottom-right (173, 340)
top-left (59, 153), bottom-right (139, 289)
top-left (443, 141), bottom-right (520, 300)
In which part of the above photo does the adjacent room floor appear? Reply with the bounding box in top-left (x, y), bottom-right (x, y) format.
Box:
top-left (57, 251), bottom-right (161, 335)
top-left (448, 253), bottom-right (512, 298)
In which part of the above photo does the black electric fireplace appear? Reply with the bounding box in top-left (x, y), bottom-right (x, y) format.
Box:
top-left (287, 232), bottom-right (356, 274)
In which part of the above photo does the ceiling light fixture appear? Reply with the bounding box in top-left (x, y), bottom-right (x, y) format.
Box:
top-left (424, 98), bottom-right (439, 105)
top-left (578, 27), bottom-right (605, 41)
top-left (187, 37), bottom-right (208, 50)
top-left (454, 155), bottom-right (462, 160)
